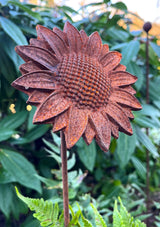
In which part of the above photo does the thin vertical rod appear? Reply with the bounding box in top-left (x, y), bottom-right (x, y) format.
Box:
top-left (60, 131), bottom-right (70, 227)
top-left (145, 32), bottom-right (150, 222)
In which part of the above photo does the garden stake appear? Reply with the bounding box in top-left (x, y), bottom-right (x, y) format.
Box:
top-left (12, 21), bottom-right (142, 226)
top-left (60, 131), bottom-right (70, 226)
top-left (143, 21), bottom-right (152, 225)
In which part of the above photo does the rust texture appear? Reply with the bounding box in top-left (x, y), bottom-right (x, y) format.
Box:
top-left (12, 21), bottom-right (142, 152)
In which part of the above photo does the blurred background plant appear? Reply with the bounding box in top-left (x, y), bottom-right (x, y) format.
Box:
top-left (0, 0), bottom-right (160, 226)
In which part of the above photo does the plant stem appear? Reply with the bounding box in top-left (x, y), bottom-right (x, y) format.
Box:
top-left (145, 32), bottom-right (150, 225)
top-left (60, 131), bottom-right (70, 227)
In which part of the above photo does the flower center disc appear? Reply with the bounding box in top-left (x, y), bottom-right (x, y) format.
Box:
top-left (58, 53), bottom-right (111, 109)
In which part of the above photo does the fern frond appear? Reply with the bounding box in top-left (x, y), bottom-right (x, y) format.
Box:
top-left (90, 204), bottom-right (107, 227)
top-left (15, 187), bottom-right (64, 227)
top-left (69, 204), bottom-right (81, 227)
top-left (81, 212), bottom-right (93, 227)
top-left (113, 197), bottom-right (146, 227)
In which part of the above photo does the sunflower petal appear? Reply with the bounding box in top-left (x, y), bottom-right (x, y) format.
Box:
top-left (80, 30), bottom-right (89, 46)
top-left (110, 71), bottom-right (137, 87)
top-left (33, 92), bottom-right (71, 123)
top-left (122, 85), bottom-right (136, 95)
top-left (90, 111), bottom-right (111, 151)
top-left (98, 44), bottom-right (109, 61)
top-left (63, 21), bottom-right (83, 52)
top-left (65, 106), bottom-right (88, 149)
top-left (27, 90), bottom-right (51, 104)
top-left (109, 88), bottom-right (142, 110)
top-left (53, 27), bottom-right (69, 46)
top-left (19, 61), bottom-right (44, 74)
top-left (30, 38), bottom-right (52, 52)
top-left (12, 71), bottom-right (57, 90)
top-left (52, 111), bottom-right (68, 132)
top-left (36, 25), bottom-right (68, 60)
top-left (15, 46), bottom-right (59, 70)
top-left (114, 64), bottom-right (126, 71)
top-left (100, 51), bottom-right (122, 71)
top-left (86, 31), bottom-right (102, 57)
top-left (110, 120), bottom-right (119, 139)
top-left (119, 105), bottom-right (134, 119)
top-left (104, 101), bottom-right (133, 135)
top-left (83, 121), bottom-right (95, 145)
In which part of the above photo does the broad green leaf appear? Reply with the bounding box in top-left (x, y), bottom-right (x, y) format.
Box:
top-left (134, 114), bottom-right (160, 128)
top-left (131, 156), bottom-right (146, 180)
top-left (116, 132), bottom-right (136, 168)
top-left (135, 125), bottom-right (159, 157)
top-left (13, 125), bottom-right (50, 144)
top-left (0, 16), bottom-right (27, 45)
top-left (0, 168), bottom-right (16, 183)
top-left (67, 153), bottom-right (76, 170)
top-left (0, 111), bottom-right (28, 130)
top-left (126, 61), bottom-right (143, 90)
top-left (139, 104), bottom-right (160, 118)
top-left (0, 149), bottom-right (42, 193)
top-left (107, 27), bottom-right (129, 41)
top-left (77, 139), bottom-right (96, 172)
top-left (0, 33), bottom-right (23, 70)
top-left (0, 45), bottom-right (16, 83)
top-left (0, 183), bottom-right (13, 217)
top-left (150, 42), bottom-right (160, 58)
top-left (0, 129), bottom-right (16, 142)
top-left (121, 40), bottom-right (140, 65)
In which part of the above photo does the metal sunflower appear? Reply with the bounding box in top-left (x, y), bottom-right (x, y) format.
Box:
top-left (12, 22), bottom-right (142, 152)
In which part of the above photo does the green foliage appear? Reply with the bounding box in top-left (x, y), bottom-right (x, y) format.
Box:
top-left (15, 187), bottom-right (146, 227)
top-left (113, 198), bottom-right (146, 227)
top-left (15, 187), bottom-right (64, 227)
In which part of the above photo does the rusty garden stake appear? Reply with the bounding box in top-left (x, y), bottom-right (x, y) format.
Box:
top-left (12, 22), bottom-right (142, 227)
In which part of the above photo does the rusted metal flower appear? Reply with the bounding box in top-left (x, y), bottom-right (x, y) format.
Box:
top-left (12, 22), bottom-right (142, 152)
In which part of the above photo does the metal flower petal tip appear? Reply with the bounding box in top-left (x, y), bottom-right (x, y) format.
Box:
top-left (12, 21), bottom-right (142, 152)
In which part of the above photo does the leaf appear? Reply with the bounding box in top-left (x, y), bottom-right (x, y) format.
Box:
top-left (0, 111), bottom-right (28, 130)
top-left (90, 203), bottom-right (107, 227)
top-left (81, 212), bottom-right (93, 227)
top-left (135, 125), bottom-right (159, 158)
top-left (0, 129), bottom-right (16, 142)
top-left (77, 138), bottom-right (96, 172)
top-left (8, 0), bottom-right (42, 20)
top-left (15, 187), bottom-right (64, 226)
top-left (121, 40), bottom-right (140, 65)
top-left (126, 61), bottom-right (144, 90)
top-left (58, 5), bottom-right (78, 14)
top-left (139, 104), bottom-right (160, 118)
top-left (131, 156), bottom-right (146, 180)
top-left (0, 149), bottom-right (42, 193)
top-left (134, 114), bottom-right (160, 128)
top-left (0, 183), bottom-right (13, 217)
top-left (111, 1), bottom-right (127, 11)
top-left (0, 168), bottom-right (16, 183)
top-left (116, 132), bottom-right (136, 168)
top-left (0, 16), bottom-right (27, 45)
top-left (13, 125), bottom-right (50, 144)
top-left (150, 42), bottom-right (160, 58)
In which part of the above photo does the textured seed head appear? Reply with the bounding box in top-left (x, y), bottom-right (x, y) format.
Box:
top-left (58, 53), bottom-right (111, 109)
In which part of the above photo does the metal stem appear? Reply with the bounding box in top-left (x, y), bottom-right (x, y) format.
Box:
top-left (60, 131), bottom-right (70, 227)
top-left (146, 32), bottom-right (150, 225)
